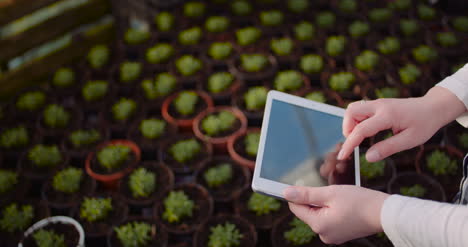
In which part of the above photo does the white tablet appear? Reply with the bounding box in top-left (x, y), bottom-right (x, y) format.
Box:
top-left (252, 91), bottom-right (360, 200)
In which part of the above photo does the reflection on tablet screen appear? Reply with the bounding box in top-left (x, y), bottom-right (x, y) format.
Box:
top-left (260, 100), bottom-right (355, 187)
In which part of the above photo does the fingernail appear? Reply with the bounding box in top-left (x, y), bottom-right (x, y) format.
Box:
top-left (366, 150), bottom-right (381, 162)
top-left (284, 187), bottom-right (299, 201)
top-left (337, 149), bottom-right (344, 160)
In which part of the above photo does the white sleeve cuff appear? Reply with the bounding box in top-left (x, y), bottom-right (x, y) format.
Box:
top-left (380, 195), bottom-right (413, 247)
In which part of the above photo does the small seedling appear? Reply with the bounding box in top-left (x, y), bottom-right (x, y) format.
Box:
top-left (240, 54), bottom-right (268, 72)
top-left (287, 0), bottom-right (309, 13)
top-left (146, 43), bottom-right (174, 64)
top-left (417, 4), bottom-right (436, 20)
top-left (329, 72), bottom-right (355, 92)
top-left (16, 91), bottom-right (46, 111)
top-left (294, 21), bottom-right (315, 41)
top-left (28, 144), bottom-right (62, 168)
top-left (0, 170), bottom-right (17, 194)
top-left (129, 167), bottom-right (156, 198)
top-left (375, 87), bottom-right (399, 98)
top-left (53, 67), bottom-right (75, 88)
top-left (202, 111), bottom-right (237, 136)
top-left (209, 42), bottom-right (233, 60)
top-left (82, 80), bottom-right (109, 102)
top-left (412, 45), bottom-right (437, 64)
top-left (305, 91), bottom-right (326, 103)
top-left (436, 32), bottom-right (458, 47)
top-left (270, 37), bottom-right (294, 56)
top-left (80, 197), bottom-right (113, 222)
top-left (284, 217), bottom-right (317, 245)
top-left (43, 104), bottom-right (70, 128)
top-left (399, 19), bottom-right (419, 37)
top-left (112, 98), bottom-right (137, 122)
top-left (426, 150), bottom-right (457, 176)
top-left (154, 11), bottom-right (174, 32)
top-left (115, 221), bottom-right (152, 247)
top-left (338, 0), bottom-right (357, 13)
top-left (139, 119), bottom-right (166, 139)
top-left (231, 0), bottom-right (252, 16)
top-left (174, 91), bottom-right (199, 116)
top-left (120, 62), bottom-right (142, 82)
top-left (452, 16), bottom-right (468, 32)
top-left (69, 129), bottom-right (101, 148)
top-left (205, 16), bottom-right (230, 33)
top-left (260, 10), bottom-right (284, 26)
top-left (163, 191), bottom-right (195, 223)
top-left (300, 54), bottom-right (323, 74)
top-left (349, 21), bottom-right (370, 38)
top-left (0, 203), bottom-right (34, 233)
top-left (33, 229), bottom-right (65, 247)
top-left (184, 1), bottom-right (205, 18)
top-left (326, 36), bottom-right (346, 57)
top-left (97, 144), bottom-right (131, 171)
top-left (354, 50), bottom-right (379, 72)
top-left (204, 163), bottom-right (233, 188)
top-left (170, 139), bottom-right (202, 163)
top-left (176, 55), bottom-right (203, 76)
top-left (52, 167), bottom-right (83, 194)
top-left (124, 28), bottom-right (150, 45)
top-left (208, 223), bottom-right (243, 247)
top-left (208, 72), bottom-right (234, 93)
top-left (377, 37), bottom-right (400, 55)
top-left (315, 12), bottom-right (335, 29)
top-left (248, 192), bottom-right (281, 216)
top-left (400, 184), bottom-right (426, 198)
top-left (236, 27), bottom-right (261, 46)
top-left (0, 126), bottom-right (29, 149)
top-left (458, 133), bottom-right (468, 149)
top-left (245, 132), bottom-right (260, 156)
top-left (244, 86), bottom-right (268, 111)
top-left (360, 155), bottom-right (385, 179)
top-left (368, 8), bottom-right (393, 23)
top-left (398, 64), bottom-right (421, 85)
top-left (141, 73), bottom-right (177, 100)
top-left (179, 27), bottom-right (203, 45)
top-left (389, 0), bottom-right (411, 11)
top-left (87, 45), bottom-right (110, 69)
top-left (274, 70), bottom-right (303, 92)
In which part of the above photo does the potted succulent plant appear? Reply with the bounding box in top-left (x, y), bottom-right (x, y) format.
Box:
top-left (228, 128), bottom-right (260, 170)
top-left (14, 90), bottom-right (46, 121)
top-left (287, 0), bottom-right (309, 13)
top-left (21, 144), bottom-right (64, 181)
top-left (259, 10), bottom-right (284, 27)
top-left (270, 37), bottom-right (298, 64)
top-left (327, 71), bottom-right (356, 93)
top-left (388, 0), bottom-right (412, 12)
top-left (360, 154), bottom-right (396, 191)
top-left (205, 16), bottom-right (232, 42)
top-left (0, 168), bottom-right (29, 205)
top-left (417, 4), bottom-right (437, 21)
top-left (140, 72), bottom-right (178, 105)
top-left (354, 50), bottom-right (383, 80)
top-left (315, 11), bottom-right (336, 31)
top-left (376, 36), bottom-right (401, 60)
top-left (127, 117), bottom-right (175, 151)
top-left (145, 43), bottom-right (174, 66)
top-left (300, 54), bottom-right (324, 80)
top-left (173, 54), bottom-right (204, 87)
top-left (107, 217), bottom-right (168, 247)
top-left (388, 172), bottom-right (446, 202)
top-left (51, 67), bottom-right (76, 93)
top-left (161, 90), bottom-right (214, 131)
top-left (118, 61), bottom-right (142, 85)
top-left (452, 16), bottom-right (468, 34)
top-left (106, 98), bottom-right (138, 128)
top-left (398, 19), bottom-right (422, 46)
top-left (233, 86), bottom-right (268, 125)
top-left (124, 28), bottom-right (150, 46)
top-left (201, 71), bottom-right (241, 104)
top-left (0, 125), bottom-right (30, 152)
top-left (154, 11), bottom-right (175, 33)
top-left (325, 35), bottom-right (347, 58)
top-left (208, 42), bottom-right (235, 64)
top-left (86, 44), bottom-right (111, 75)
top-left (194, 215), bottom-right (257, 247)
top-left (229, 53), bottom-right (278, 81)
top-left (368, 7), bottom-right (393, 26)
top-left (398, 63), bottom-right (422, 86)
top-left (273, 70), bottom-right (310, 96)
top-left (305, 91), bottom-right (327, 103)
top-left (433, 31), bottom-right (461, 57)
top-left (38, 104), bottom-right (73, 134)
top-left (271, 214), bottom-right (326, 247)
top-left (85, 140), bottom-right (141, 190)
top-left (81, 80), bottom-right (111, 109)
top-left (411, 45), bottom-right (438, 65)
top-left (235, 27), bottom-right (262, 49)
top-left (178, 26), bottom-right (203, 48)
top-left (325, 71), bottom-right (364, 106)
top-left (231, 0), bottom-right (252, 17)
top-left (348, 20), bottom-right (370, 41)
top-left (154, 184), bottom-right (213, 235)
top-left (63, 128), bottom-right (105, 157)
top-left (183, 1), bottom-right (206, 19)
top-left (193, 107), bottom-right (248, 151)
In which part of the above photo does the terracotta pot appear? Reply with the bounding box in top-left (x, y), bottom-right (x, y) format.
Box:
top-left (107, 217), bottom-right (168, 247)
top-left (161, 90), bottom-right (214, 132)
top-left (85, 140), bottom-right (141, 191)
top-left (227, 128), bottom-right (260, 170)
top-left (193, 106), bottom-right (248, 152)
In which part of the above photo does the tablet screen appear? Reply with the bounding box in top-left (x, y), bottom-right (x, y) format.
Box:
top-left (260, 100), bottom-right (356, 187)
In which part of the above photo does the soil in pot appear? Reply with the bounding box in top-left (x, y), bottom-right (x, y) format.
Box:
top-left (107, 217), bottom-right (168, 247)
top-left (387, 172), bottom-right (446, 202)
top-left (271, 213), bottom-right (327, 247)
top-left (21, 222), bottom-right (80, 247)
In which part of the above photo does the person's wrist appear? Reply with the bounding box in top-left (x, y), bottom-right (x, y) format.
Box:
top-left (423, 86), bottom-right (466, 127)
top-left (364, 191), bottom-right (390, 233)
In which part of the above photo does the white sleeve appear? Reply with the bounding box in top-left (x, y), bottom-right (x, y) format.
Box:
top-left (436, 63), bottom-right (468, 128)
top-left (381, 195), bottom-right (468, 247)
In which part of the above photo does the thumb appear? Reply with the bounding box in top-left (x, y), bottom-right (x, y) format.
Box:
top-left (283, 186), bottom-right (330, 206)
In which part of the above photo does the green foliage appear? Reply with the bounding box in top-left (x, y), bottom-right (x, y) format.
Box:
top-left (141, 73), bottom-right (177, 99)
top-left (170, 139), bottom-right (202, 163)
top-left (80, 197), bottom-right (113, 222)
top-left (33, 229), bottom-right (65, 247)
top-left (28, 144), bottom-right (62, 168)
top-left (240, 54), bottom-right (268, 72)
top-left (202, 111), bottom-right (237, 136)
top-left (349, 21), bottom-right (370, 38)
top-left (452, 63), bottom-right (465, 73)
top-left (260, 10), bottom-right (284, 26)
top-left (368, 8), bottom-right (393, 23)
top-left (288, 0), bottom-right (308, 13)
top-left (0, 126), bottom-right (29, 148)
top-left (0, 170), bottom-right (17, 194)
top-left (208, 72), bottom-right (234, 93)
top-left (436, 32), bottom-right (458, 47)
top-left (112, 98), bottom-right (137, 121)
top-left (16, 91), bottom-right (46, 111)
top-left (400, 184), bottom-right (426, 198)
top-left (124, 28), bottom-right (150, 45)
top-left (399, 19), bottom-right (419, 37)
top-left (236, 27), bottom-right (262, 46)
top-left (354, 50), bottom-right (379, 72)
top-left (377, 37), bottom-right (400, 55)
top-left (453, 16), bottom-right (468, 32)
top-left (326, 36), bottom-right (346, 57)
top-left (300, 54), bottom-right (323, 74)
top-left (146, 43), bottom-right (174, 64)
top-left (204, 163), bottom-right (233, 188)
top-left (329, 72), bottom-right (355, 92)
top-left (139, 119), bottom-right (166, 139)
top-left (294, 21), bottom-right (315, 41)
top-left (82, 80), bottom-right (108, 102)
top-left (176, 55), bottom-right (203, 76)
top-left (208, 223), bottom-right (243, 247)
top-left (270, 37), bottom-right (294, 56)
top-left (338, 0), bottom-right (357, 13)
top-left (179, 27), bottom-right (202, 45)
top-left (398, 63), bottom-right (421, 85)
top-left (412, 45), bottom-right (437, 64)
top-left (417, 4), bottom-right (436, 20)
top-left (52, 167), bottom-right (83, 194)
top-left (360, 155), bottom-right (385, 179)
top-left (426, 150), bottom-right (457, 176)
top-left (209, 42), bottom-right (233, 60)
top-left (154, 11), bottom-right (174, 32)
top-left (305, 91), bottom-right (326, 103)
top-left (184, 1), bottom-right (205, 18)
top-left (244, 86), bottom-right (268, 111)
top-left (120, 62), bottom-right (142, 82)
top-left (205, 16), bottom-right (230, 33)
top-left (274, 70), bottom-right (303, 92)
top-left (43, 104), bottom-right (70, 128)
top-left (245, 132), bottom-right (260, 156)
top-left (284, 217), bottom-right (317, 245)
top-left (316, 12), bottom-right (335, 29)
top-left (0, 203), bottom-right (34, 233)
top-left (458, 133), bottom-right (468, 149)
top-left (248, 193), bottom-right (281, 216)
top-left (129, 168), bottom-right (156, 198)
top-left (87, 45), bottom-right (110, 69)
top-left (97, 144), bottom-right (131, 171)
top-left (388, 0), bottom-right (411, 10)
top-left (115, 222), bottom-right (152, 247)
top-left (375, 87), bottom-right (399, 98)
top-left (163, 191), bottom-right (195, 223)
top-left (174, 91), bottom-right (199, 116)
top-left (69, 129), bottom-right (101, 148)
top-left (53, 67), bottom-right (75, 88)
top-left (231, 0), bottom-right (252, 16)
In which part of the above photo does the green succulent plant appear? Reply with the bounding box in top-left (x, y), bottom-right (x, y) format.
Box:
top-left (87, 45), bottom-right (110, 69)
top-left (141, 73), bottom-right (177, 100)
top-left (52, 167), bottom-right (83, 194)
top-left (0, 126), bottom-right (29, 149)
top-left (115, 221), bottom-right (152, 247)
top-left (458, 133), bottom-right (468, 149)
top-left (274, 70), bottom-right (303, 92)
top-left (201, 110), bottom-right (237, 136)
top-left (16, 91), bottom-right (46, 111)
top-left (368, 8), bottom-right (393, 23)
top-left (139, 119), bottom-right (166, 139)
top-left (33, 229), bottom-right (65, 247)
top-left (208, 72), bottom-right (234, 93)
top-left (69, 129), bottom-right (101, 148)
top-left (82, 80), bottom-right (108, 102)
top-left (154, 11), bottom-right (174, 32)
top-left (174, 91), bottom-right (199, 116)
top-left (377, 37), bottom-right (400, 55)
top-left (179, 27), bottom-right (203, 45)
top-left (300, 54), bottom-right (323, 74)
top-left (398, 63), bottom-right (421, 85)
top-left (112, 98), bottom-right (137, 121)
top-left (305, 91), bottom-right (326, 103)
top-left (375, 87), bottom-right (400, 98)
top-left (426, 150), bottom-right (457, 176)
top-left (97, 144), bottom-right (131, 171)
top-left (245, 132), bottom-right (260, 156)
top-left (417, 4), bottom-right (436, 20)
top-left (0, 170), bottom-right (18, 194)
top-left (287, 0), bottom-right (309, 13)
top-left (184, 1), bottom-right (205, 18)
top-left (124, 28), bottom-right (150, 45)
top-left (53, 67), bottom-right (75, 88)
top-left (204, 163), bottom-right (233, 188)
top-left (270, 37), bottom-right (294, 56)
top-left (0, 203), bottom-right (34, 233)
top-left (170, 139), bottom-right (202, 163)
top-left (349, 21), bottom-right (370, 38)
top-left (244, 86), bottom-right (268, 111)
top-left (163, 191), bottom-right (195, 223)
top-left (43, 104), bottom-right (70, 128)
top-left (316, 12), bottom-right (335, 29)
top-left (205, 16), bottom-right (230, 33)
top-left (453, 16), bottom-right (468, 32)
top-left (284, 217), bottom-right (317, 245)
top-left (28, 144), bottom-right (62, 168)
top-left (294, 21), bottom-right (315, 41)
top-left (231, 0), bottom-right (252, 16)
top-left (326, 36), bottom-right (346, 57)
top-left (208, 223), bottom-right (243, 247)
top-left (146, 43), bottom-right (174, 64)
top-left (399, 19), bottom-right (420, 37)
top-left (209, 42), bottom-right (233, 60)
top-left (436, 32), bottom-right (458, 47)
top-left (240, 54), bottom-right (268, 72)
top-left (236, 27), bottom-right (262, 46)
top-left (248, 192), bottom-right (281, 216)
top-left (129, 167), bottom-right (156, 198)
top-left (338, 0), bottom-right (357, 13)
top-left (329, 72), bottom-right (355, 92)
top-left (260, 10), bottom-right (284, 26)
top-left (176, 55), bottom-right (203, 76)
top-left (400, 184), bottom-right (426, 198)
top-left (412, 45), bottom-right (437, 64)
top-left (354, 50), bottom-right (379, 72)
top-left (360, 155), bottom-right (385, 179)
top-left (388, 0), bottom-right (411, 10)
top-left (120, 62), bottom-right (142, 82)
top-left (80, 197), bottom-right (113, 222)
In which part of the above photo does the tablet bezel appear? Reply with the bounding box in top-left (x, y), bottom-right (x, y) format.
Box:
top-left (252, 90), bottom-right (360, 199)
